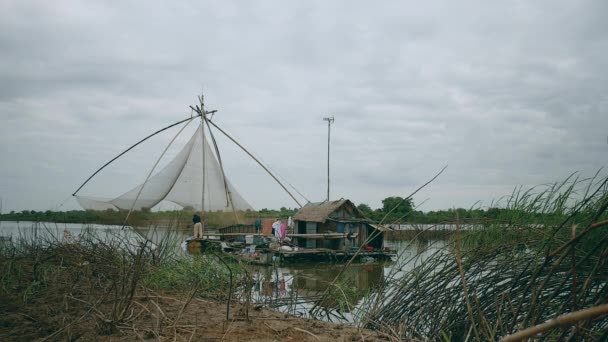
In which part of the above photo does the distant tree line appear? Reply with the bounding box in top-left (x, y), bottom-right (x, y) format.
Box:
top-left (356, 196), bottom-right (566, 224)
top-left (1, 197), bottom-right (562, 226)
top-left (257, 207), bottom-right (298, 219)
top-left (0, 207), bottom-right (299, 226)
top-left (0, 209), bottom-right (174, 225)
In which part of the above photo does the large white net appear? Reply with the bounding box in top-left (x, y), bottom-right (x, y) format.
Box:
top-left (76, 123), bottom-right (253, 212)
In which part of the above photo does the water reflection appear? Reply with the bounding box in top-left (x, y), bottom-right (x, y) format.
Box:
top-left (250, 262), bottom-right (388, 322)
top-left (0, 221), bottom-right (185, 249)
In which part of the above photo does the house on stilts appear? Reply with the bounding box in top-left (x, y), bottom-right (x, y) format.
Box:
top-left (200, 199), bottom-right (396, 263)
top-left (284, 199), bottom-right (395, 262)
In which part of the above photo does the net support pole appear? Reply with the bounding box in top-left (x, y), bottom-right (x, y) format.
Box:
top-left (121, 118), bottom-right (195, 228)
top-left (72, 114), bottom-right (201, 196)
top-left (201, 118), bottom-right (206, 214)
top-left (193, 95), bottom-right (240, 223)
top-left (204, 115), bottom-right (241, 223)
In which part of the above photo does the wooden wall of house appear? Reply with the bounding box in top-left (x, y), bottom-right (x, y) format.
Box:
top-left (293, 200), bottom-right (369, 251)
top-left (330, 208), bottom-right (349, 219)
top-left (318, 221), bottom-right (337, 233)
top-left (340, 223), bottom-right (362, 250)
top-left (295, 220), bottom-right (315, 248)
top-left (317, 221), bottom-right (335, 249)
top-left (366, 226), bottom-right (383, 249)
top-left (359, 223), bottom-right (367, 246)
top-left (329, 204), bottom-right (360, 221)
top-left (218, 224), bottom-right (255, 234)
top-left (305, 221), bottom-right (317, 248)
top-left (297, 221), bottom-right (307, 234)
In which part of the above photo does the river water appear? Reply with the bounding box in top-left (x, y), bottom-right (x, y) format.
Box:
top-left (0, 221), bottom-right (446, 323)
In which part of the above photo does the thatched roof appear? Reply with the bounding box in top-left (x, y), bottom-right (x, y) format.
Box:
top-left (293, 199), bottom-right (366, 223)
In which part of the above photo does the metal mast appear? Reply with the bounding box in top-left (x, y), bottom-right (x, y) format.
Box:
top-left (323, 116), bottom-right (334, 201)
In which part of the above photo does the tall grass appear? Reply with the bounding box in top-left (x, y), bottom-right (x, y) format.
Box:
top-left (0, 220), bottom-right (245, 340)
top-left (362, 172), bottom-right (608, 341)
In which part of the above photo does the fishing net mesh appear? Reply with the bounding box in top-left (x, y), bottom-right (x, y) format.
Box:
top-left (76, 124), bottom-right (253, 212)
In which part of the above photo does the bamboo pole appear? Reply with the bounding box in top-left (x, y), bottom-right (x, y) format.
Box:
top-left (203, 113), bottom-right (240, 223)
top-left (121, 118), bottom-right (195, 229)
top-left (72, 114), bottom-right (202, 196)
top-left (191, 96), bottom-right (240, 223)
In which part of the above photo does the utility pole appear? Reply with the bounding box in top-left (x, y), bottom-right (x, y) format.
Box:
top-left (323, 116), bottom-right (334, 201)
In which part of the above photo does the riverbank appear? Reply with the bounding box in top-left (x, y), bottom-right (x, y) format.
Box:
top-left (0, 229), bottom-right (396, 341)
top-left (3, 173), bottom-right (607, 340)
top-left (1, 291), bottom-right (388, 341)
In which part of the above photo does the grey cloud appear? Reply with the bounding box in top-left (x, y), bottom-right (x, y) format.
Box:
top-left (1, 0), bottom-right (607, 212)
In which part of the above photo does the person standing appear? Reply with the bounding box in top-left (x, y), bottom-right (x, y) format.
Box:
top-left (255, 217), bottom-right (262, 234)
top-left (272, 218), bottom-right (282, 240)
top-left (192, 214), bottom-right (203, 239)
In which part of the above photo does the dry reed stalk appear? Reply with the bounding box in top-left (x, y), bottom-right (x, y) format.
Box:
top-left (291, 326), bottom-right (321, 341)
top-left (364, 173), bottom-right (608, 340)
top-left (549, 219), bottom-right (608, 257)
top-left (500, 303), bottom-right (608, 342)
top-left (454, 214), bottom-right (481, 341)
top-left (310, 166), bottom-right (447, 319)
top-left (171, 285), bottom-right (200, 327)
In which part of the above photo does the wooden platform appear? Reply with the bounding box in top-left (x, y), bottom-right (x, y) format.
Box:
top-left (185, 237), bottom-right (396, 265)
top-left (201, 232), bottom-right (358, 239)
top-left (247, 247), bottom-right (395, 265)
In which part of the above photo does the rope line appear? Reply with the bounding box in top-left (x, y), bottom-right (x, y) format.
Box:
top-left (121, 118), bottom-right (195, 229)
top-left (72, 114), bottom-right (201, 196)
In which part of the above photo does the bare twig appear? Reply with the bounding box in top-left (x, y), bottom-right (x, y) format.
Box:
top-left (291, 327), bottom-right (320, 341)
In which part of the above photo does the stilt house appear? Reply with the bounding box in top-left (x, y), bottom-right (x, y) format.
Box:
top-left (292, 199), bottom-right (390, 251)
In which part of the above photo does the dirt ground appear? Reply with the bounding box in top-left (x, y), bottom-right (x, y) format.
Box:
top-left (122, 296), bottom-right (391, 341)
top-left (1, 292), bottom-right (393, 341)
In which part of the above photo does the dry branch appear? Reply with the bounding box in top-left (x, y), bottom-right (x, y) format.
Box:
top-left (500, 304), bottom-right (608, 342)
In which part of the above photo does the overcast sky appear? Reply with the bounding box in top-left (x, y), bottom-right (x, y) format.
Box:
top-left (1, 1), bottom-right (607, 213)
